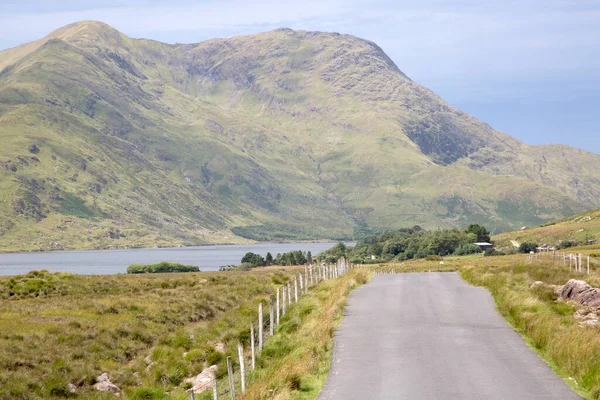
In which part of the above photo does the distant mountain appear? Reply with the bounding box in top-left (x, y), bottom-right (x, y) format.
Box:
top-left (1, 21), bottom-right (599, 251)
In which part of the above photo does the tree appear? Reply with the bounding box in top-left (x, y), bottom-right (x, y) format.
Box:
top-left (307, 251), bottom-right (312, 262)
top-left (240, 252), bottom-right (265, 267)
top-left (265, 252), bottom-right (273, 265)
top-left (241, 252), bottom-right (256, 264)
top-left (519, 242), bottom-right (538, 253)
top-left (465, 224), bottom-right (491, 243)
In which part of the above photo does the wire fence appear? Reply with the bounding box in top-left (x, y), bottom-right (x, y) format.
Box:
top-left (189, 257), bottom-right (359, 399)
top-left (526, 249), bottom-right (598, 274)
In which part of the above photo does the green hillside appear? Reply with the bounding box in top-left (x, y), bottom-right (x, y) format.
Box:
top-left (493, 208), bottom-right (600, 248)
top-left (1, 21), bottom-right (599, 251)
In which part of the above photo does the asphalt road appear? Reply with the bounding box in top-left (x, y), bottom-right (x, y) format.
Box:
top-left (318, 272), bottom-right (581, 400)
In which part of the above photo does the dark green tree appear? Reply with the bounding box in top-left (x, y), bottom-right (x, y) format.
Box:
top-left (265, 252), bottom-right (273, 265)
top-left (465, 224), bottom-right (491, 243)
top-left (519, 242), bottom-right (538, 253)
top-left (240, 252), bottom-right (265, 267)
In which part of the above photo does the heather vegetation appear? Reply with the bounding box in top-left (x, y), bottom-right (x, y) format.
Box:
top-left (0, 269), bottom-right (298, 398)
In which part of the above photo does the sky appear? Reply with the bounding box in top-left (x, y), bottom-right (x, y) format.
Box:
top-left (0, 0), bottom-right (598, 153)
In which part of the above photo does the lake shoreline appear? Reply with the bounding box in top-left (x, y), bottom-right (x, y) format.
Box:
top-left (0, 241), bottom-right (353, 276)
top-left (0, 238), bottom-right (344, 255)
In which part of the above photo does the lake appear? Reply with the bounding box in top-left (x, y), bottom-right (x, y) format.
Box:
top-left (0, 242), bottom-right (352, 276)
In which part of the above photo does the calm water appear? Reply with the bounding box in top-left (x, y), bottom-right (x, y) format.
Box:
top-left (0, 242), bottom-right (351, 276)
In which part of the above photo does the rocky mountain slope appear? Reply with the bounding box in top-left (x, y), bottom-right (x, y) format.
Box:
top-left (1, 21), bottom-right (599, 251)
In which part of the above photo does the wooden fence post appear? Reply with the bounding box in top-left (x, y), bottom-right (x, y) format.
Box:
top-left (227, 356), bottom-right (235, 400)
top-left (304, 271), bottom-right (308, 294)
top-left (250, 323), bottom-right (255, 370)
top-left (287, 282), bottom-right (292, 306)
top-left (309, 265), bottom-right (314, 286)
top-left (269, 296), bottom-right (274, 336)
top-left (299, 273), bottom-right (304, 293)
top-left (258, 302), bottom-right (263, 352)
top-left (212, 378), bottom-right (218, 400)
top-left (570, 255), bottom-right (572, 272)
top-left (190, 390), bottom-right (196, 400)
top-left (276, 288), bottom-right (280, 326)
top-left (282, 286), bottom-right (286, 315)
top-left (294, 278), bottom-right (299, 303)
top-left (237, 342), bottom-right (246, 393)
top-left (588, 256), bottom-right (590, 275)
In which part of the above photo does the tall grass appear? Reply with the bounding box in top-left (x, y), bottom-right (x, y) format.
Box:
top-left (0, 269), bottom-right (296, 399)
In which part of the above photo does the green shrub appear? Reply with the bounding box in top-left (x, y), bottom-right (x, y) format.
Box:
top-left (425, 255), bottom-right (443, 261)
top-left (44, 377), bottom-right (73, 398)
top-left (557, 240), bottom-right (577, 249)
top-left (127, 262), bottom-right (199, 274)
top-left (454, 244), bottom-right (482, 256)
top-left (519, 242), bottom-right (539, 253)
top-left (130, 386), bottom-right (169, 400)
top-left (484, 248), bottom-right (505, 257)
top-left (205, 351), bottom-right (223, 366)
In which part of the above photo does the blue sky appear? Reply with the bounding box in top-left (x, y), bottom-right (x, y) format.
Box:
top-left (1, 0), bottom-right (598, 153)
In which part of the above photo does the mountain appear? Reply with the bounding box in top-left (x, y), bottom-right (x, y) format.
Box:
top-left (1, 21), bottom-right (599, 251)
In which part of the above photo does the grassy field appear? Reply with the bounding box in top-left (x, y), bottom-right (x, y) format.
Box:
top-left (0, 269), bottom-right (301, 399)
top-left (2, 250), bottom-right (600, 399)
top-left (0, 266), bottom-right (369, 400)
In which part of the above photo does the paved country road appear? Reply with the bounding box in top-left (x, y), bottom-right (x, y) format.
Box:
top-left (318, 272), bottom-right (581, 400)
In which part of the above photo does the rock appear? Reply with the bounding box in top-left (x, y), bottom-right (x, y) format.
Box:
top-left (68, 383), bottom-right (76, 393)
top-left (214, 343), bottom-right (225, 353)
top-left (552, 285), bottom-right (563, 297)
top-left (561, 279), bottom-right (592, 300)
top-left (574, 309), bottom-right (599, 321)
top-left (561, 279), bottom-right (600, 308)
top-left (578, 319), bottom-right (599, 328)
top-left (94, 373), bottom-right (120, 395)
top-left (530, 281), bottom-right (544, 289)
top-left (28, 144), bottom-right (40, 154)
top-left (184, 365), bottom-right (217, 393)
top-left (144, 354), bottom-right (153, 364)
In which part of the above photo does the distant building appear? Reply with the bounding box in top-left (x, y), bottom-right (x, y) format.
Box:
top-left (473, 242), bottom-right (493, 251)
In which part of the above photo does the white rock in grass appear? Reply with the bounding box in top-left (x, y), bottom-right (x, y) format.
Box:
top-left (214, 343), bottom-right (226, 353)
top-left (530, 281), bottom-right (544, 289)
top-left (185, 365), bottom-right (217, 393)
top-left (68, 383), bottom-right (76, 393)
top-left (94, 373), bottom-right (121, 395)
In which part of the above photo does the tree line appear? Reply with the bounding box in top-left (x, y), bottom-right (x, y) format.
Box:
top-left (318, 224), bottom-right (492, 263)
top-left (238, 250), bottom-right (313, 270)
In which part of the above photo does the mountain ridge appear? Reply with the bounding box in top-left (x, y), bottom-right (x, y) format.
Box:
top-left (0, 21), bottom-right (598, 251)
